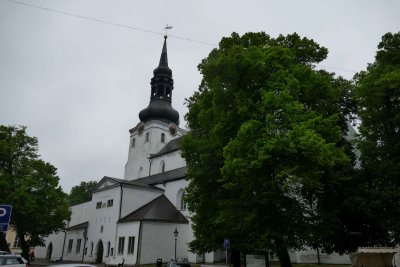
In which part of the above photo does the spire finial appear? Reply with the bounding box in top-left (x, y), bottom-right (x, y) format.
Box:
top-left (158, 32), bottom-right (170, 67)
top-left (164, 24), bottom-right (173, 38)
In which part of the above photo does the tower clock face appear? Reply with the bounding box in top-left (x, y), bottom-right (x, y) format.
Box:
top-left (137, 123), bottom-right (145, 136)
top-left (169, 123), bottom-right (177, 136)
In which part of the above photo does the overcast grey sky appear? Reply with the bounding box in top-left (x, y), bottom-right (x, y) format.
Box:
top-left (0, 0), bottom-right (399, 193)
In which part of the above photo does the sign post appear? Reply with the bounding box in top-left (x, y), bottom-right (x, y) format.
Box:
top-left (224, 238), bottom-right (230, 266)
top-left (0, 205), bottom-right (12, 234)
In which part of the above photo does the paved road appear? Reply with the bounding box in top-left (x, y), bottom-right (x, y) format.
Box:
top-left (30, 259), bottom-right (105, 267)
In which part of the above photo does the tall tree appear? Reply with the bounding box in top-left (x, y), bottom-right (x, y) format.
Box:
top-left (0, 125), bottom-right (70, 260)
top-left (181, 32), bottom-right (355, 267)
top-left (68, 181), bottom-right (97, 206)
top-left (354, 32), bottom-right (400, 243)
top-left (0, 232), bottom-right (10, 252)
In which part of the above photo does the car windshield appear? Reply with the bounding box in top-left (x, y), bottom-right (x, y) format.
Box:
top-left (171, 263), bottom-right (190, 267)
top-left (0, 257), bottom-right (24, 265)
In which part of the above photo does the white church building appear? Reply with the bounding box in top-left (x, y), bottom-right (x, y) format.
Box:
top-left (36, 37), bottom-right (357, 266)
top-left (36, 37), bottom-right (224, 266)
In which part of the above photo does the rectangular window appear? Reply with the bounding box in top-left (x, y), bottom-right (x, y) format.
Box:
top-left (118, 237), bottom-right (125, 255)
top-left (67, 239), bottom-right (73, 253)
top-left (131, 138), bottom-right (135, 148)
top-left (12, 236), bottom-right (20, 248)
top-left (96, 202), bottom-right (102, 209)
top-left (76, 238), bottom-right (82, 253)
top-left (127, 236), bottom-right (135, 254)
top-left (107, 199), bottom-right (113, 207)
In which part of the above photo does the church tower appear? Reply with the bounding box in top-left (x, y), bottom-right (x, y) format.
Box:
top-left (124, 36), bottom-right (186, 180)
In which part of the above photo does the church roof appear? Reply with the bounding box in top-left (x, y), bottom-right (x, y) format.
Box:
top-left (67, 221), bottom-right (88, 230)
top-left (118, 195), bottom-right (188, 224)
top-left (149, 136), bottom-right (184, 159)
top-left (134, 166), bottom-right (187, 186)
top-left (93, 176), bottom-right (164, 193)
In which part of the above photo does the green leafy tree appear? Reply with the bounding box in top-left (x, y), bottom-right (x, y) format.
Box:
top-left (0, 125), bottom-right (70, 259)
top-left (68, 181), bottom-right (97, 205)
top-left (181, 32), bottom-right (355, 267)
top-left (354, 32), bottom-right (400, 243)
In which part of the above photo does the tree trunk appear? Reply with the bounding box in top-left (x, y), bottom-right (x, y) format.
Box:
top-left (230, 249), bottom-right (241, 267)
top-left (275, 239), bottom-right (292, 267)
top-left (19, 232), bottom-right (30, 265)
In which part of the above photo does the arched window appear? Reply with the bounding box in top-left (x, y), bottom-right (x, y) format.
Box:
top-left (160, 161), bottom-right (165, 173)
top-left (181, 191), bottom-right (187, 210)
top-left (106, 241), bottom-right (111, 257)
top-left (138, 166), bottom-right (143, 178)
top-left (176, 189), bottom-right (186, 211)
top-left (100, 225), bottom-right (103, 233)
top-left (158, 85), bottom-right (163, 95)
top-left (145, 132), bottom-right (149, 142)
top-left (90, 242), bottom-right (94, 255)
top-left (166, 87), bottom-right (171, 98)
top-left (161, 133), bottom-right (165, 142)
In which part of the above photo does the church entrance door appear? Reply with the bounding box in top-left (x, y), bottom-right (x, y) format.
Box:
top-left (46, 242), bottom-right (53, 260)
top-left (96, 240), bottom-right (104, 263)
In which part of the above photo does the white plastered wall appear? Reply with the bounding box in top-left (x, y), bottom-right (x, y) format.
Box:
top-left (150, 150), bottom-right (186, 175)
top-left (120, 186), bottom-right (163, 218)
top-left (63, 228), bottom-right (86, 262)
top-left (35, 231), bottom-right (65, 260)
top-left (139, 222), bottom-right (189, 264)
top-left (36, 201), bottom-right (92, 261)
top-left (154, 180), bottom-right (204, 263)
top-left (124, 120), bottom-right (186, 180)
top-left (83, 186), bottom-right (121, 263)
top-left (108, 221), bottom-right (141, 266)
top-left (68, 202), bottom-right (92, 228)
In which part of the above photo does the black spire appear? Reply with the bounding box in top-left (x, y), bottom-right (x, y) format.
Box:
top-left (139, 36), bottom-right (180, 125)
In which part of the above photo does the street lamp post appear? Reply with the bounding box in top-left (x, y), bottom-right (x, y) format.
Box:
top-left (174, 228), bottom-right (179, 259)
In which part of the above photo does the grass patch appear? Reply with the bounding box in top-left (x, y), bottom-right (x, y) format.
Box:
top-left (136, 263), bottom-right (350, 267)
top-left (269, 263), bottom-right (350, 267)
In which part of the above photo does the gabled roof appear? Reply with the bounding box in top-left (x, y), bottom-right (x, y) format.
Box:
top-left (134, 166), bottom-right (187, 186)
top-left (93, 176), bottom-right (164, 193)
top-left (149, 136), bottom-right (184, 159)
top-left (118, 195), bottom-right (188, 224)
top-left (67, 221), bottom-right (88, 230)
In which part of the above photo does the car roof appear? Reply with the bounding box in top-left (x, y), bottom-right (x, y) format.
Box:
top-left (0, 254), bottom-right (22, 257)
top-left (169, 262), bottom-right (191, 266)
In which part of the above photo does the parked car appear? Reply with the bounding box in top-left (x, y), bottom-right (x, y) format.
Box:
top-left (0, 254), bottom-right (27, 267)
top-left (48, 264), bottom-right (98, 267)
top-left (165, 259), bottom-right (191, 267)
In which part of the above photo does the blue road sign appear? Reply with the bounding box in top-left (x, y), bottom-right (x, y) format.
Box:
top-left (224, 238), bottom-right (230, 249)
top-left (0, 205), bottom-right (12, 233)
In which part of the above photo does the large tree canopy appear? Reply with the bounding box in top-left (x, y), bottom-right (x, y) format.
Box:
top-left (181, 32), bottom-right (356, 267)
top-left (354, 32), bottom-right (400, 243)
top-left (0, 125), bottom-right (70, 258)
top-left (68, 180), bottom-right (97, 206)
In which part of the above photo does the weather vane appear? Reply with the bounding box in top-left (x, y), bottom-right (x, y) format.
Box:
top-left (164, 24), bottom-right (173, 38)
